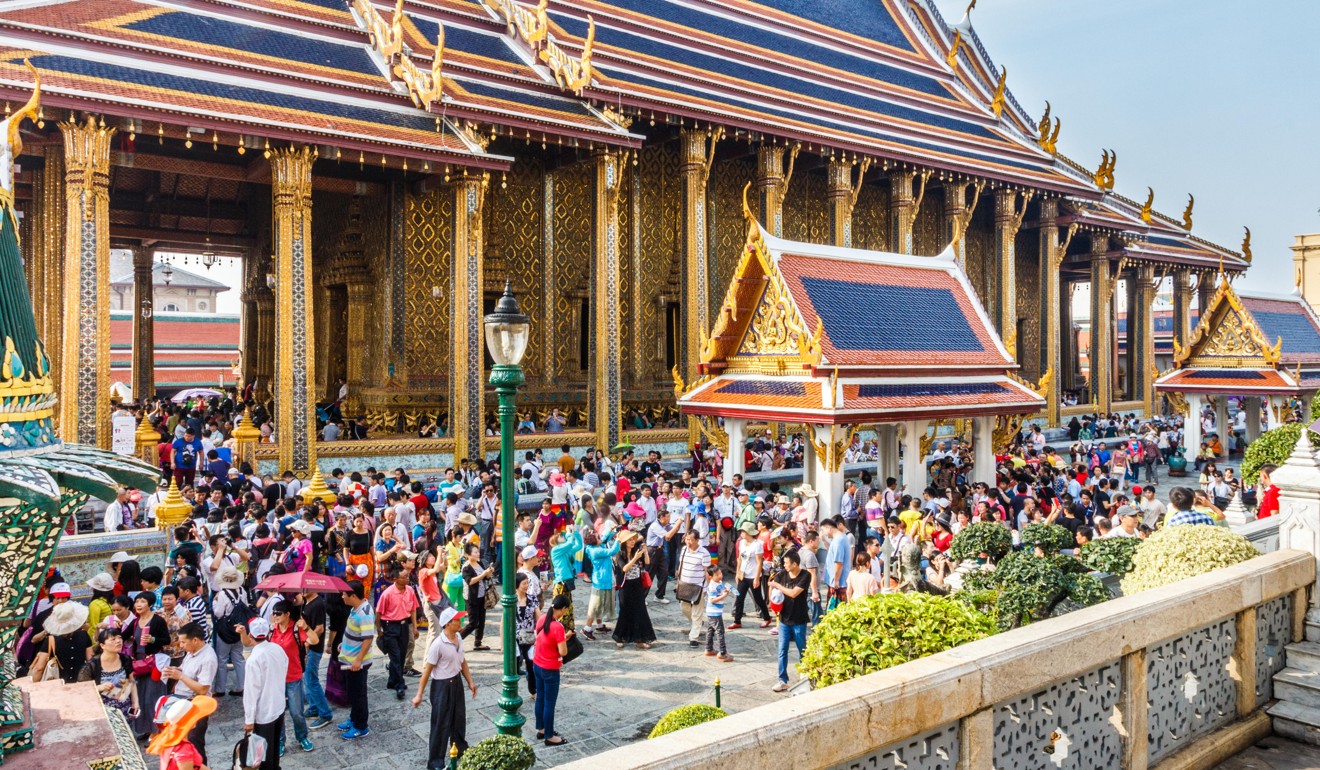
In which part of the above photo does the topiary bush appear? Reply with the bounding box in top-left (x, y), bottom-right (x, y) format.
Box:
top-left (457, 735), bottom-right (536, 770)
top-left (648, 704), bottom-right (728, 739)
top-left (1080, 537), bottom-right (1142, 577)
top-left (1020, 523), bottom-right (1075, 555)
top-left (1242, 422), bottom-right (1320, 484)
top-left (976, 551), bottom-right (1107, 630)
top-left (949, 522), bottom-right (1013, 563)
top-left (799, 593), bottom-right (995, 687)
top-left (1121, 524), bottom-right (1260, 594)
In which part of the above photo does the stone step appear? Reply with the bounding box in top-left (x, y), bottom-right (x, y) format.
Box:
top-left (1289, 641), bottom-right (1320, 671)
top-left (1307, 620), bottom-right (1320, 644)
top-left (1275, 668), bottom-right (1320, 709)
top-left (1269, 700), bottom-right (1320, 746)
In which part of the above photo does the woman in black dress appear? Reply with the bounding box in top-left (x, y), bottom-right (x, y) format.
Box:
top-left (33, 601), bottom-right (92, 684)
top-left (125, 593), bottom-right (170, 740)
top-left (611, 530), bottom-right (655, 648)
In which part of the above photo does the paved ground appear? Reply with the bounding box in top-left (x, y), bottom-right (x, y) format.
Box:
top-left (1213, 736), bottom-right (1320, 769)
top-left (140, 580), bottom-right (791, 769)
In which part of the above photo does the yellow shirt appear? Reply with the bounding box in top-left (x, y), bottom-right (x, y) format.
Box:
top-left (899, 509), bottom-right (925, 538)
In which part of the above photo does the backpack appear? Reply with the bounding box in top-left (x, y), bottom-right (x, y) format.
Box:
top-left (214, 589), bottom-right (255, 645)
top-left (177, 440), bottom-right (197, 469)
top-left (279, 544), bottom-right (301, 572)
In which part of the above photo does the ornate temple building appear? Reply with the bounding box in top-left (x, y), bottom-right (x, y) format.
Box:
top-left (0, 0), bottom-right (1248, 473)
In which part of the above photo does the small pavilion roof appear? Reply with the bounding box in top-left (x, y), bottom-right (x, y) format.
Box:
top-left (677, 189), bottom-right (1044, 424)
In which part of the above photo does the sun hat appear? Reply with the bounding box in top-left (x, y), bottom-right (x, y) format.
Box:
top-left (215, 566), bottom-right (243, 590)
top-left (438, 607), bottom-right (467, 627)
top-left (740, 522), bottom-right (757, 536)
top-left (86, 572), bottom-right (115, 592)
top-left (457, 512), bottom-right (478, 526)
top-left (289, 520), bottom-right (312, 535)
top-left (794, 483), bottom-right (819, 498)
top-left (617, 529), bottom-right (641, 545)
top-left (107, 551), bottom-right (132, 565)
top-left (146, 695), bottom-right (217, 756)
top-left (43, 601), bottom-right (89, 636)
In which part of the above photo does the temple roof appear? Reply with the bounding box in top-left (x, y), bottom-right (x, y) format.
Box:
top-left (1155, 280), bottom-right (1320, 396)
top-left (677, 195), bottom-right (1044, 423)
top-left (109, 263), bottom-right (231, 290)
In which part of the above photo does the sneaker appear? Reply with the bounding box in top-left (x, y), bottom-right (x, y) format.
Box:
top-left (228, 690), bottom-right (243, 697)
top-left (405, 668), bottom-right (422, 677)
top-left (341, 727), bottom-right (370, 741)
top-left (308, 717), bottom-right (333, 731)
top-left (659, 598), bottom-right (671, 605)
top-left (704, 651), bottom-right (716, 657)
top-left (769, 628), bottom-right (779, 636)
top-left (719, 655), bottom-right (735, 662)
top-left (279, 739), bottom-right (285, 757)
top-left (727, 623), bottom-right (742, 630)
top-left (688, 640), bottom-right (700, 648)
top-left (337, 720), bottom-right (354, 732)
top-left (582, 627), bottom-right (596, 641)
top-left (772, 682), bottom-right (788, 693)
top-left (300, 738), bottom-right (314, 752)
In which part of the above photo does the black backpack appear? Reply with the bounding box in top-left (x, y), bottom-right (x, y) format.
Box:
top-left (214, 589), bottom-right (255, 645)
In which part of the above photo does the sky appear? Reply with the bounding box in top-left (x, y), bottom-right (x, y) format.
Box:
top-left (932, 0), bottom-right (1320, 294)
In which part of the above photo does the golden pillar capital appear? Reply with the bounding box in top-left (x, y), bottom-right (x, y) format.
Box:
top-left (449, 170), bottom-right (488, 465)
top-left (756, 143), bottom-right (797, 237)
top-left (825, 157), bottom-right (868, 248)
top-left (57, 115), bottom-right (115, 448)
top-left (270, 146), bottom-right (317, 473)
top-left (680, 129), bottom-right (719, 379)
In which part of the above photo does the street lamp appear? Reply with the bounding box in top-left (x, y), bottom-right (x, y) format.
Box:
top-left (484, 280), bottom-right (529, 736)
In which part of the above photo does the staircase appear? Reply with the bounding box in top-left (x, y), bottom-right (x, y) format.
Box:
top-left (1268, 619), bottom-right (1320, 744)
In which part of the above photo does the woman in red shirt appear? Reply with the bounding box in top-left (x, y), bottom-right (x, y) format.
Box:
top-left (532, 595), bottom-right (573, 747)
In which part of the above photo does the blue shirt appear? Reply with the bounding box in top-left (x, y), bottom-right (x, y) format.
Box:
top-left (823, 532), bottom-right (852, 588)
top-left (583, 535), bottom-right (620, 590)
top-left (550, 531), bottom-right (582, 583)
top-left (172, 437), bottom-right (202, 470)
top-left (705, 581), bottom-right (728, 617)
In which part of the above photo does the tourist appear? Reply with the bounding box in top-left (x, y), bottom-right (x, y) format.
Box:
top-left (337, 580), bottom-right (374, 739)
top-left (210, 566), bottom-right (248, 698)
top-left (513, 572), bottom-right (539, 696)
top-left (240, 616), bottom-right (290, 768)
top-left (675, 529), bottom-right (712, 648)
top-left (581, 528), bottom-right (619, 639)
top-left (548, 526), bottom-right (582, 633)
top-left (703, 565), bottom-right (733, 662)
top-left (297, 586), bottom-right (332, 731)
top-left (611, 529), bottom-right (655, 649)
top-left (533, 594), bottom-right (572, 747)
top-left (846, 552), bottom-right (880, 601)
top-left (458, 544), bottom-right (493, 650)
top-left (32, 599), bottom-right (91, 684)
top-left (173, 427), bottom-right (203, 487)
top-left (377, 565), bottom-right (421, 699)
top-left (343, 513), bottom-right (374, 599)
top-left (1258, 464), bottom-right (1280, 518)
top-left (412, 606), bottom-right (477, 768)
top-left (85, 572), bottom-right (116, 632)
top-left (264, 601), bottom-right (313, 753)
top-left (145, 695), bottom-right (216, 770)
top-left (769, 549), bottom-right (811, 693)
top-left (645, 508), bottom-right (680, 604)
top-left (79, 627), bottom-right (138, 719)
top-left (126, 592), bottom-right (169, 739)
top-left (730, 523), bottom-right (770, 629)
top-left (819, 518), bottom-right (851, 611)
top-left (162, 623), bottom-right (217, 763)
top-left (176, 577), bottom-right (210, 641)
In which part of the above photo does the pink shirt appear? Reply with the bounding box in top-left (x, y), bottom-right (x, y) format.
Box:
top-left (376, 583), bottom-right (420, 622)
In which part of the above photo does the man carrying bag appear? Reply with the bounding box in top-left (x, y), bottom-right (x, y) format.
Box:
top-left (673, 530), bottom-right (710, 648)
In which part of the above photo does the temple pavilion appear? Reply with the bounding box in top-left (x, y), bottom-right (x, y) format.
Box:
top-left (1155, 278), bottom-right (1320, 461)
top-left (0, 0), bottom-right (1248, 475)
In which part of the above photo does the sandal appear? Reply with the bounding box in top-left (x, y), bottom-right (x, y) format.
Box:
top-left (473, 644), bottom-right (492, 651)
top-left (615, 643), bottom-right (625, 649)
top-left (637, 643), bottom-right (652, 650)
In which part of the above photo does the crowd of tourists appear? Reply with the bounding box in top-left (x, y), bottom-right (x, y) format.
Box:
top-left (38, 390), bottom-right (1292, 768)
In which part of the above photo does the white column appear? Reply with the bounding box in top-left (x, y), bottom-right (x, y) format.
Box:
top-left (1304, 391), bottom-right (1316, 425)
top-left (973, 415), bottom-right (996, 486)
top-left (1184, 394), bottom-right (1203, 463)
top-left (810, 424), bottom-right (845, 520)
top-left (877, 424), bottom-right (900, 486)
top-left (1245, 396), bottom-right (1262, 445)
top-left (803, 436), bottom-right (817, 489)
top-left (1263, 395), bottom-right (1278, 431)
top-left (723, 418), bottom-right (747, 486)
top-left (901, 420), bottom-right (928, 495)
top-left (1215, 395), bottom-right (1231, 461)
top-left (1271, 430), bottom-right (1320, 617)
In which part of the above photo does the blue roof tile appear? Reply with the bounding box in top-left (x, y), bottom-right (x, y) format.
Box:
top-left (715, 380), bottom-right (808, 397)
top-left (1252, 310), bottom-right (1320, 355)
top-left (1184, 370), bottom-right (1268, 381)
top-left (798, 277), bottom-right (985, 352)
top-left (857, 382), bottom-right (1005, 398)
top-left (409, 17), bottom-right (526, 67)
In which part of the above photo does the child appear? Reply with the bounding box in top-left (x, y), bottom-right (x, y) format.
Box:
top-left (146, 695), bottom-right (216, 770)
top-left (703, 565), bottom-right (733, 662)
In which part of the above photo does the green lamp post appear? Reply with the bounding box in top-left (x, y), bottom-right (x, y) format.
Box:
top-left (485, 281), bottom-right (530, 735)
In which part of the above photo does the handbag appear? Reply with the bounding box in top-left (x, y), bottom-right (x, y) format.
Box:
top-left (483, 582), bottom-right (499, 611)
top-left (36, 638), bottom-right (60, 682)
top-left (639, 570), bottom-right (652, 589)
top-left (674, 549), bottom-right (703, 603)
top-left (324, 654), bottom-right (349, 707)
top-left (561, 633), bottom-right (584, 665)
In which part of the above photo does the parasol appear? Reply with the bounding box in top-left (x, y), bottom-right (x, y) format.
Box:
top-left (171, 387), bottom-right (223, 402)
top-left (254, 571), bottom-right (352, 594)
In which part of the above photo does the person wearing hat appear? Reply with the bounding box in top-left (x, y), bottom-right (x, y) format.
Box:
top-left (730, 522), bottom-right (771, 629)
top-left (517, 545), bottom-right (543, 607)
top-left (412, 606), bottom-right (476, 769)
top-left (1106, 506), bottom-right (1140, 538)
top-left (211, 566), bottom-right (249, 698)
top-left (85, 572), bottom-right (116, 633)
top-left (237, 616), bottom-right (290, 767)
top-left (610, 529), bottom-right (655, 649)
top-left (146, 694), bottom-right (217, 770)
top-left (31, 599), bottom-right (91, 685)
top-left (793, 483), bottom-right (820, 530)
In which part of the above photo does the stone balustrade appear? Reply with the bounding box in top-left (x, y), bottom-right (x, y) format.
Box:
top-left (559, 549), bottom-right (1313, 770)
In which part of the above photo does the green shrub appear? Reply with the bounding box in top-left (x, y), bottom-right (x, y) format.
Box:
top-left (1080, 537), bottom-right (1142, 576)
top-left (1019, 523), bottom-right (1075, 555)
top-left (1242, 422), bottom-right (1320, 484)
top-left (980, 551), bottom-right (1108, 630)
top-left (648, 704), bottom-right (728, 739)
top-left (949, 522), bottom-right (1012, 562)
top-left (457, 735), bottom-right (536, 770)
top-left (1121, 524), bottom-right (1260, 594)
top-left (799, 593), bottom-right (995, 687)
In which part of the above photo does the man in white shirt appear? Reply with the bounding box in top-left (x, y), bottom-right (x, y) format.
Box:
top-left (1105, 506), bottom-right (1140, 538)
top-left (143, 480), bottom-right (168, 527)
top-left (162, 622), bottom-right (218, 762)
top-left (104, 488), bottom-right (130, 532)
top-left (202, 534), bottom-right (248, 593)
top-left (1137, 486), bottom-right (1168, 529)
top-left (636, 484), bottom-right (659, 524)
top-left (238, 617), bottom-right (289, 764)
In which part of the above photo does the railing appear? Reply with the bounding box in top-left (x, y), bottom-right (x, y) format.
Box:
top-left (558, 550), bottom-right (1312, 770)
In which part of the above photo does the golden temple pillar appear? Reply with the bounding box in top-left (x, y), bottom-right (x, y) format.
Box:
top-left (1088, 235), bottom-right (1113, 413)
top-left (39, 145), bottom-right (65, 428)
top-left (1037, 198), bottom-right (1061, 425)
top-left (344, 282), bottom-right (371, 417)
top-left (253, 287), bottom-right (274, 401)
top-left (449, 171), bottom-right (488, 465)
top-left (826, 157), bottom-right (867, 248)
top-left (680, 128), bottom-right (717, 378)
top-left (58, 116), bottom-right (115, 448)
top-left (756, 143), bottom-right (797, 237)
top-left (239, 290), bottom-right (256, 388)
top-left (1171, 269), bottom-right (1193, 351)
top-left (270, 146), bottom-right (318, 473)
top-left (1134, 264), bottom-right (1158, 415)
top-left (1197, 273), bottom-right (1215, 323)
top-left (887, 170), bottom-right (915, 254)
top-left (992, 189), bottom-right (1032, 340)
top-left (130, 244), bottom-right (155, 403)
top-left (943, 179), bottom-right (982, 270)
top-left (593, 150), bottom-right (624, 451)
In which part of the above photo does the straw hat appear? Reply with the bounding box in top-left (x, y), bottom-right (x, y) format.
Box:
top-left (457, 512), bottom-right (478, 526)
top-left (617, 529), bottom-right (641, 546)
top-left (86, 572), bottom-right (115, 593)
top-left (794, 483), bottom-right (819, 498)
top-left (44, 601), bottom-right (89, 636)
top-left (215, 566), bottom-right (243, 590)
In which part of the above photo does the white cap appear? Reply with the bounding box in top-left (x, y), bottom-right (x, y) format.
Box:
top-left (247, 617), bottom-right (271, 639)
top-left (520, 545), bottom-right (538, 560)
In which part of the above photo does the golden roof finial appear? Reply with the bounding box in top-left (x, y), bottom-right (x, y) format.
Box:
top-left (1181, 193), bottom-right (1194, 231)
top-left (1241, 226), bottom-right (1252, 263)
top-left (945, 29), bottom-right (963, 70)
top-left (965, 0), bottom-right (977, 16)
top-left (990, 66), bottom-right (1007, 117)
top-left (1036, 101), bottom-right (1051, 144)
top-left (5, 60), bottom-right (39, 166)
top-left (1139, 187), bottom-right (1153, 224)
top-left (1093, 150), bottom-right (1115, 191)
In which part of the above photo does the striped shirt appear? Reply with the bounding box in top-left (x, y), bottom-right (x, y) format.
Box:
top-left (184, 596), bottom-right (210, 641)
top-left (339, 601), bottom-right (376, 666)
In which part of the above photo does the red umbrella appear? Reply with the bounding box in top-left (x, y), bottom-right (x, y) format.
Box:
top-left (254, 571), bottom-right (352, 594)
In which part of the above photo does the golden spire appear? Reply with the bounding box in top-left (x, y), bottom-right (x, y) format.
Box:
top-left (965, 0), bottom-right (977, 16)
top-left (1092, 150), bottom-right (1115, 191)
top-left (1241, 226), bottom-right (1252, 263)
top-left (5, 60), bottom-right (39, 165)
top-left (1181, 193), bottom-right (1194, 231)
top-left (1139, 187), bottom-right (1153, 223)
top-left (990, 66), bottom-right (1007, 117)
top-left (946, 30), bottom-right (963, 70)
top-left (1036, 101), bottom-right (1051, 144)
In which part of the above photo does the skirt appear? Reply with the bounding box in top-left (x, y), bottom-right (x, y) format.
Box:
top-left (551, 580), bottom-right (575, 632)
top-left (611, 577), bottom-right (656, 645)
top-left (133, 675), bottom-right (165, 738)
top-left (587, 588), bottom-right (615, 622)
top-left (347, 552), bottom-right (375, 599)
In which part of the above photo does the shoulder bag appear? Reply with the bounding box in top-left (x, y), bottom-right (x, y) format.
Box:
top-left (674, 549), bottom-right (703, 604)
